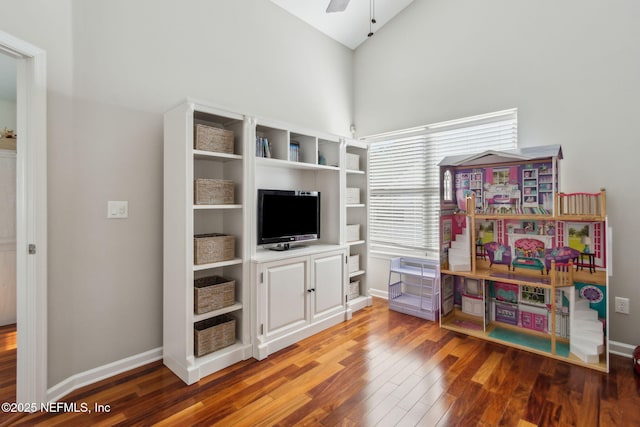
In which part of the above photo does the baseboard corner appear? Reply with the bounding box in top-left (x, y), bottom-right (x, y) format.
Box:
top-left (47, 347), bottom-right (162, 402)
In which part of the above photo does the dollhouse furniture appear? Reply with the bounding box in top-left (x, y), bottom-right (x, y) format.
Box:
top-left (388, 257), bottom-right (440, 321)
top-left (475, 243), bottom-right (486, 259)
top-left (511, 257), bottom-right (544, 273)
top-left (544, 247), bottom-right (580, 274)
top-left (484, 242), bottom-right (512, 270)
top-left (513, 238), bottom-right (545, 259)
top-left (484, 184), bottom-right (521, 210)
top-left (578, 252), bottom-right (596, 273)
top-left (511, 238), bottom-right (545, 273)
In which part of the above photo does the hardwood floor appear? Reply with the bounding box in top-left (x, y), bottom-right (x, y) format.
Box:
top-left (2, 299), bottom-right (639, 426)
top-left (0, 323), bottom-right (16, 405)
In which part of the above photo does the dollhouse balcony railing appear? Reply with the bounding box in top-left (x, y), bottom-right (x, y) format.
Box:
top-left (555, 189), bottom-right (606, 221)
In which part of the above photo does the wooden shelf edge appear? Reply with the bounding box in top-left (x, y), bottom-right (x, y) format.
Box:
top-left (193, 302), bottom-right (243, 323)
top-left (193, 149), bottom-right (242, 161)
top-left (472, 213), bottom-right (606, 222)
top-left (194, 258), bottom-right (243, 271)
top-left (349, 269), bottom-right (365, 278)
top-left (194, 204), bottom-right (242, 210)
top-left (256, 156), bottom-right (339, 171)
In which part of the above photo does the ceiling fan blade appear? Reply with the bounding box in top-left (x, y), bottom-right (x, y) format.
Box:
top-left (326, 0), bottom-right (350, 13)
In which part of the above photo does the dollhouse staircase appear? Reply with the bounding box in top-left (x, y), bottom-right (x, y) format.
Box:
top-left (447, 217), bottom-right (471, 272)
top-left (568, 288), bottom-right (605, 364)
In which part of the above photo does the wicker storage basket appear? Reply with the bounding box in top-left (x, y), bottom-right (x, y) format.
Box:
top-left (348, 254), bottom-right (360, 273)
top-left (194, 179), bottom-right (234, 205)
top-left (194, 234), bottom-right (235, 265)
top-left (346, 224), bottom-right (360, 242)
top-left (194, 276), bottom-right (236, 314)
top-left (346, 187), bottom-right (360, 204)
top-left (346, 153), bottom-right (360, 171)
top-left (348, 281), bottom-right (360, 300)
top-left (194, 315), bottom-right (236, 357)
top-left (194, 124), bottom-right (234, 153)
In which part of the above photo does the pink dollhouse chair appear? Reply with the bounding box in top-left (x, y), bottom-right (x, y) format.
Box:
top-left (484, 241), bottom-right (512, 270)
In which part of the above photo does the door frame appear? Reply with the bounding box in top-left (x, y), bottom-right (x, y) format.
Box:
top-left (0, 30), bottom-right (47, 404)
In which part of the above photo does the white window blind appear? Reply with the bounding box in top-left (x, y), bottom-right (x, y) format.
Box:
top-left (367, 109), bottom-right (517, 257)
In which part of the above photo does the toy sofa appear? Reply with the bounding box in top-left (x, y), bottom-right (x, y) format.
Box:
top-left (484, 242), bottom-right (512, 270)
top-left (544, 246), bottom-right (580, 273)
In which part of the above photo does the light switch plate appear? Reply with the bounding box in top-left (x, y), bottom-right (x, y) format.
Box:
top-left (107, 201), bottom-right (128, 219)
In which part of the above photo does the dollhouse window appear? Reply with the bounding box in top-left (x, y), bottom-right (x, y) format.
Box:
top-left (493, 168), bottom-right (510, 184)
top-left (443, 169), bottom-right (453, 201)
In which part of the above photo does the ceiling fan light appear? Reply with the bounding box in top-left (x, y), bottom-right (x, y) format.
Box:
top-left (326, 0), bottom-right (350, 13)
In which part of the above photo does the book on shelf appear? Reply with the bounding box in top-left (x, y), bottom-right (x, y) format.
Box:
top-left (256, 136), bottom-right (271, 158)
top-left (289, 141), bottom-right (300, 162)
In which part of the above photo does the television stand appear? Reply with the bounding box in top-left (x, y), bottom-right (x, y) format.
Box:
top-left (269, 243), bottom-right (291, 251)
top-left (268, 243), bottom-right (310, 251)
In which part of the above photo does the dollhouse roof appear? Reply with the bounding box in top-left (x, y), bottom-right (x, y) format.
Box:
top-left (438, 144), bottom-right (563, 167)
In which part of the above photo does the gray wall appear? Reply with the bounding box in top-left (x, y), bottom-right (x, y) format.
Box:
top-left (1, 0), bottom-right (353, 385)
top-left (354, 0), bottom-right (640, 346)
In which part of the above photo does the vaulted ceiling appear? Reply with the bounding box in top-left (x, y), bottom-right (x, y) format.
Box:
top-left (269, 0), bottom-right (416, 49)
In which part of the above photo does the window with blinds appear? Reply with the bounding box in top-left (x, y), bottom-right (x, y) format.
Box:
top-left (367, 109), bottom-right (517, 257)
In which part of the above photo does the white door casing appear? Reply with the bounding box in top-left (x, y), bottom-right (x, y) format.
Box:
top-left (0, 30), bottom-right (47, 405)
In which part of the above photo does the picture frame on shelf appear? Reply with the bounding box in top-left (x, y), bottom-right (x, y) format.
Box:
top-left (521, 221), bottom-right (536, 234)
top-left (442, 219), bottom-right (452, 244)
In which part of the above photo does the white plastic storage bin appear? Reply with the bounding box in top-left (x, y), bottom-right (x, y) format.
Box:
top-left (346, 153), bottom-right (360, 171)
top-left (346, 224), bottom-right (360, 242)
top-left (348, 254), bottom-right (360, 273)
top-left (346, 187), bottom-right (360, 204)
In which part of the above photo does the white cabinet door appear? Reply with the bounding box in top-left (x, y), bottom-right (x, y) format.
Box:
top-left (264, 257), bottom-right (309, 338)
top-left (311, 250), bottom-right (346, 321)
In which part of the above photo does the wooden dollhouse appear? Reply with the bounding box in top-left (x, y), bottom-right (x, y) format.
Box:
top-left (438, 145), bottom-right (610, 372)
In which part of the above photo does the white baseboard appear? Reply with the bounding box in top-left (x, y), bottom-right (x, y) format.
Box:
top-left (47, 347), bottom-right (162, 402)
top-left (609, 340), bottom-right (636, 358)
top-left (368, 288), bottom-right (388, 300)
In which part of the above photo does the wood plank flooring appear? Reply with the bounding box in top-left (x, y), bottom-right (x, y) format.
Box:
top-left (2, 298), bottom-right (639, 426)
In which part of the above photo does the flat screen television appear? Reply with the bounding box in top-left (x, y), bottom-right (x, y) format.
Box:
top-left (257, 189), bottom-right (320, 248)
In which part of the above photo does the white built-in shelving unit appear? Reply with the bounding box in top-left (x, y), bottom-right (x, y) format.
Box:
top-left (163, 101), bottom-right (252, 385)
top-left (344, 139), bottom-right (372, 315)
top-left (164, 99), bottom-right (372, 383)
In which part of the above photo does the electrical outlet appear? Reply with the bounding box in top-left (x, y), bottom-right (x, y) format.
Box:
top-left (615, 297), bottom-right (630, 314)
